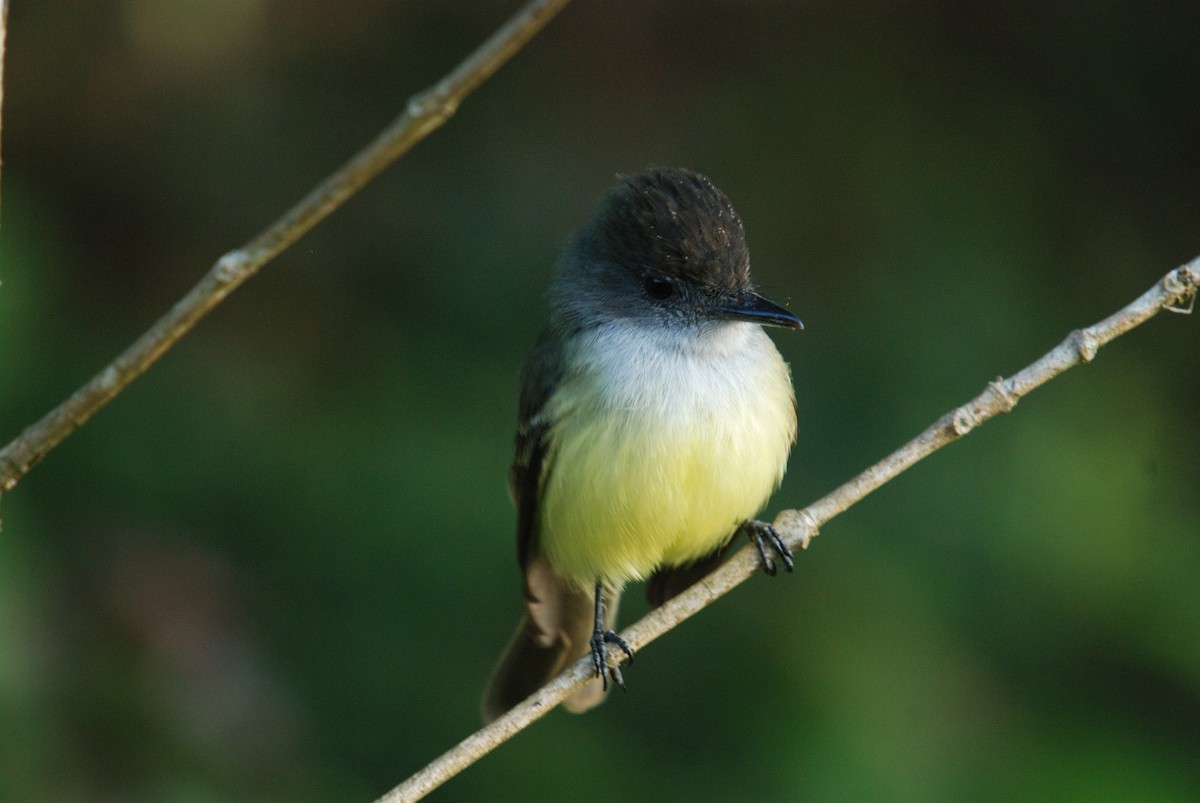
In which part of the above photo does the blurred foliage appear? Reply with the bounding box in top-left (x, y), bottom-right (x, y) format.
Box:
top-left (1, 2), bottom-right (1198, 801)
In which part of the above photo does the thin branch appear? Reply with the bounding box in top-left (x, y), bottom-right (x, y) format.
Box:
top-left (0, 0), bottom-right (10, 226)
top-left (380, 256), bottom-right (1200, 802)
top-left (0, 0), bottom-right (572, 493)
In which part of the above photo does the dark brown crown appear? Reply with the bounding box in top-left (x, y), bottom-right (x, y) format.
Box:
top-left (578, 167), bottom-right (751, 295)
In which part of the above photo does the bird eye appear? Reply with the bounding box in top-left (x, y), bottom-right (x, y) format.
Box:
top-left (644, 275), bottom-right (675, 300)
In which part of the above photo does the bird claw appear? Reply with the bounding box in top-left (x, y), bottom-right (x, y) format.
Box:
top-left (590, 629), bottom-right (634, 691)
top-left (743, 520), bottom-right (794, 575)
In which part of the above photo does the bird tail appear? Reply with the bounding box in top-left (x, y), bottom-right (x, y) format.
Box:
top-left (482, 582), bottom-right (620, 723)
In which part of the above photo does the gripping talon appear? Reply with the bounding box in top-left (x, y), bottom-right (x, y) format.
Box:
top-left (591, 630), bottom-right (633, 690)
top-left (769, 528), bottom-right (795, 572)
top-left (609, 665), bottom-right (625, 691)
top-left (742, 520), bottom-right (794, 576)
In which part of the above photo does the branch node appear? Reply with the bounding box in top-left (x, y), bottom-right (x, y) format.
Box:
top-left (951, 402), bottom-right (978, 435)
top-left (772, 508), bottom-right (819, 550)
top-left (1071, 328), bottom-right (1099, 363)
top-left (407, 89), bottom-right (457, 125)
top-left (97, 365), bottom-right (120, 393)
top-left (987, 377), bottom-right (1018, 413)
top-left (215, 250), bottom-right (250, 284)
top-left (1163, 266), bottom-right (1198, 314)
top-left (951, 379), bottom-right (1014, 436)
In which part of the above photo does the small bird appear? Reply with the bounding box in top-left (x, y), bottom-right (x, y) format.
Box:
top-left (482, 167), bottom-right (802, 722)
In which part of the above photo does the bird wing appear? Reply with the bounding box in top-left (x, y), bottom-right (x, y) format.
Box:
top-left (510, 330), bottom-right (564, 575)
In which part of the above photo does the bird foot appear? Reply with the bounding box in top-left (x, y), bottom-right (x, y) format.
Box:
top-left (590, 629), bottom-right (634, 691)
top-left (742, 520), bottom-right (794, 576)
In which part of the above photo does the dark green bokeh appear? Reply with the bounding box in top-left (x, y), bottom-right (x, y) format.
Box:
top-left (1, 2), bottom-right (1197, 800)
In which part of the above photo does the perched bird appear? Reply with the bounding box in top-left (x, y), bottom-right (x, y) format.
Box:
top-left (483, 167), bottom-right (802, 722)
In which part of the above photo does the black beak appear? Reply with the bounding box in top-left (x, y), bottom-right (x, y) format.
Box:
top-left (712, 291), bottom-right (804, 329)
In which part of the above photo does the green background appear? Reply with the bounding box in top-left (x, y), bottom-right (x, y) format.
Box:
top-left (1, 2), bottom-right (1198, 800)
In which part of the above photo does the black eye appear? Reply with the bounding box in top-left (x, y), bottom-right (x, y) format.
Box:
top-left (644, 274), bottom-right (675, 300)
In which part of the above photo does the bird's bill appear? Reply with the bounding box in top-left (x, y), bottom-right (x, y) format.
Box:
top-left (712, 291), bottom-right (803, 329)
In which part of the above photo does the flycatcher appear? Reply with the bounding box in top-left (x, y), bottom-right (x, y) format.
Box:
top-left (483, 167), bottom-right (802, 722)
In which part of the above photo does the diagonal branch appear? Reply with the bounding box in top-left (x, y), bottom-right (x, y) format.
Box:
top-left (380, 256), bottom-right (1199, 802)
top-left (0, 0), bottom-right (572, 494)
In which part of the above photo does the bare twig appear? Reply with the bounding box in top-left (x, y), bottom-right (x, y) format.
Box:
top-left (380, 256), bottom-right (1199, 802)
top-left (0, 0), bottom-right (572, 493)
top-left (0, 0), bottom-right (10, 225)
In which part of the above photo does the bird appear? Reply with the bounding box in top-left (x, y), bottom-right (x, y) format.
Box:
top-left (482, 167), bottom-right (802, 723)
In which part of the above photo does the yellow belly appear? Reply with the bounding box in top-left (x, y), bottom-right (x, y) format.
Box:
top-left (537, 322), bottom-right (796, 587)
